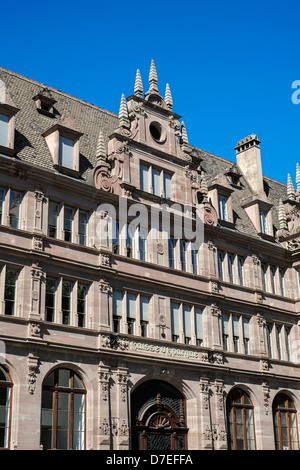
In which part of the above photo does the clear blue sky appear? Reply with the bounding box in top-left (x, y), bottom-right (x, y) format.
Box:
top-left (1, 0), bottom-right (299, 185)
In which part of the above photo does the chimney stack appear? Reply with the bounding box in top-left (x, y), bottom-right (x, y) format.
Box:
top-left (235, 134), bottom-right (263, 195)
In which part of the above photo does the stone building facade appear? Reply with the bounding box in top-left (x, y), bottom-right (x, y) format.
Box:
top-left (0, 62), bottom-right (300, 450)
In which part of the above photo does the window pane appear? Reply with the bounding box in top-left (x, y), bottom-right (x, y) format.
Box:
top-left (171, 302), bottom-right (180, 338)
top-left (9, 191), bottom-right (22, 229)
top-left (79, 211), bottom-right (88, 245)
top-left (140, 296), bottom-right (150, 322)
top-left (59, 136), bottom-right (74, 169)
top-left (140, 164), bottom-right (149, 192)
top-left (0, 187), bottom-right (5, 224)
top-left (163, 173), bottom-right (172, 199)
top-left (58, 370), bottom-right (70, 388)
top-left (0, 113), bottom-right (9, 147)
top-left (48, 202), bottom-right (59, 238)
top-left (152, 168), bottom-right (160, 196)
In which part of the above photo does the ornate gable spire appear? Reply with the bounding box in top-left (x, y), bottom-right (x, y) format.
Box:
top-left (296, 162), bottom-right (300, 193)
top-left (134, 69), bottom-right (143, 98)
top-left (148, 59), bottom-right (159, 93)
top-left (287, 173), bottom-right (296, 200)
top-left (164, 83), bottom-right (173, 109)
top-left (278, 199), bottom-right (287, 230)
top-left (118, 93), bottom-right (130, 128)
top-left (96, 131), bottom-right (109, 167)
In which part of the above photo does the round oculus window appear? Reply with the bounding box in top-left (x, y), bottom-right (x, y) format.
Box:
top-left (149, 121), bottom-right (166, 143)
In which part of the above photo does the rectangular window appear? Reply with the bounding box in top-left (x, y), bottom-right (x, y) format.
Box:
top-left (138, 226), bottom-right (147, 261)
top-left (171, 302), bottom-right (180, 342)
top-left (259, 209), bottom-right (269, 234)
top-left (191, 243), bottom-right (199, 275)
top-left (194, 308), bottom-right (203, 346)
top-left (112, 221), bottom-right (120, 255)
top-left (163, 173), bottom-right (172, 199)
top-left (183, 305), bottom-right (191, 344)
top-left (276, 325), bottom-right (283, 360)
top-left (140, 164), bottom-right (149, 192)
top-left (285, 327), bottom-right (291, 361)
top-left (0, 113), bottom-right (9, 147)
top-left (222, 313), bottom-right (229, 351)
top-left (63, 206), bottom-right (74, 242)
top-left (270, 266), bottom-right (277, 294)
top-left (45, 277), bottom-right (57, 322)
top-left (59, 136), bottom-right (74, 169)
top-left (113, 291), bottom-right (123, 333)
top-left (77, 284), bottom-right (87, 327)
top-left (126, 225), bottom-right (133, 258)
top-left (168, 237), bottom-right (177, 269)
top-left (227, 253), bottom-right (235, 283)
top-left (9, 190), bottom-right (22, 229)
top-left (62, 281), bottom-right (72, 325)
top-left (78, 211), bottom-right (88, 246)
top-left (127, 293), bottom-right (136, 335)
top-left (152, 168), bottom-right (161, 196)
top-left (232, 315), bottom-right (240, 353)
top-left (242, 317), bottom-right (250, 355)
top-left (237, 256), bottom-right (245, 286)
top-left (217, 250), bottom-right (225, 280)
top-left (261, 263), bottom-right (268, 292)
top-left (180, 240), bottom-right (187, 272)
top-left (279, 268), bottom-right (285, 296)
top-left (0, 187), bottom-right (5, 224)
top-left (266, 323), bottom-right (274, 358)
top-left (218, 194), bottom-right (228, 221)
top-left (4, 269), bottom-right (18, 315)
top-left (140, 296), bottom-right (150, 337)
top-left (48, 201), bottom-right (59, 238)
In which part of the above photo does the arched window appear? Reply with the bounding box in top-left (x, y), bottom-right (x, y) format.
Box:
top-left (226, 388), bottom-right (256, 450)
top-left (131, 380), bottom-right (188, 450)
top-left (0, 366), bottom-right (12, 449)
top-left (40, 368), bottom-right (86, 450)
top-left (273, 393), bottom-right (299, 450)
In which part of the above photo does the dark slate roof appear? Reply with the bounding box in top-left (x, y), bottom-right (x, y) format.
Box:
top-left (0, 66), bottom-right (287, 239)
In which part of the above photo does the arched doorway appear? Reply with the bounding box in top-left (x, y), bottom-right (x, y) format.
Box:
top-left (131, 379), bottom-right (188, 450)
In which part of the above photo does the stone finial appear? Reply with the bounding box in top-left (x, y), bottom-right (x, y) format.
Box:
top-left (164, 83), bottom-right (173, 109)
top-left (148, 59), bottom-right (159, 92)
top-left (278, 199), bottom-right (287, 229)
top-left (96, 131), bottom-right (108, 166)
top-left (134, 69), bottom-right (143, 98)
top-left (118, 93), bottom-right (130, 128)
top-left (181, 121), bottom-right (189, 144)
top-left (296, 163), bottom-right (300, 192)
top-left (287, 173), bottom-right (296, 200)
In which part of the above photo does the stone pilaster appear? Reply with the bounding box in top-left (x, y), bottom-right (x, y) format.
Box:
top-left (113, 366), bottom-right (130, 450)
top-left (199, 376), bottom-right (213, 449)
top-left (212, 379), bottom-right (227, 449)
top-left (99, 362), bottom-right (111, 449)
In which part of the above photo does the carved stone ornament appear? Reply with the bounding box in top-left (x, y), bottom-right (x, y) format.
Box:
top-left (27, 353), bottom-right (39, 395)
top-left (262, 382), bottom-right (270, 415)
top-left (101, 334), bottom-right (129, 351)
top-left (29, 323), bottom-right (41, 337)
top-left (260, 359), bottom-right (270, 371)
top-left (100, 418), bottom-right (110, 435)
top-left (157, 243), bottom-right (164, 255)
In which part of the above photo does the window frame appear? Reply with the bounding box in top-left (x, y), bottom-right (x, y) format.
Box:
top-left (273, 394), bottom-right (299, 450)
top-left (0, 366), bottom-right (13, 450)
top-left (40, 368), bottom-right (86, 450)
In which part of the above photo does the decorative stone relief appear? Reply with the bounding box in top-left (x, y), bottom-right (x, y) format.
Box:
top-left (29, 323), bottom-right (41, 338)
top-left (262, 382), bottom-right (270, 415)
top-left (99, 369), bottom-right (111, 401)
top-left (214, 380), bottom-right (225, 411)
top-left (260, 359), bottom-right (270, 371)
top-left (117, 371), bottom-right (129, 402)
top-left (199, 377), bottom-right (210, 410)
top-left (27, 353), bottom-right (39, 395)
top-left (100, 418), bottom-right (110, 435)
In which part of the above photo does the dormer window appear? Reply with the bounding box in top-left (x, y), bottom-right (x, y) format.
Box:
top-left (259, 208), bottom-right (269, 234)
top-left (42, 113), bottom-right (83, 176)
top-left (0, 105), bottom-right (19, 156)
top-left (33, 89), bottom-right (56, 117)
top-left (0, 113), bottom-right (9, 146)
top-left (218, 194), bottom-right (228, 221)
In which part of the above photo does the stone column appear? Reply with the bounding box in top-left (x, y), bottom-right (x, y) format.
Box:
top-left (98, 362), bottom-right (111, 450)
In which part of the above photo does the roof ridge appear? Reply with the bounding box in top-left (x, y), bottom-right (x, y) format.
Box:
top-left (0, 65), bottom-right (118, 118)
